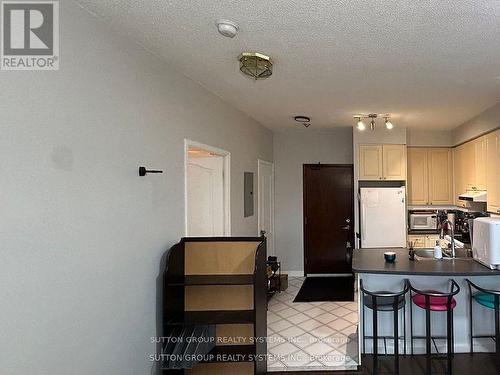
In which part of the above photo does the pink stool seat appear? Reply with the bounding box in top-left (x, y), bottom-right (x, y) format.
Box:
top-left (412, 291), bottom-right (457, 311)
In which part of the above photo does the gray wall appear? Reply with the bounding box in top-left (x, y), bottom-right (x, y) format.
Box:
top-left (453, 102), bottom-right (500, 145)
top-left (407, 128), bottom-right (454, 147)
top-left (0, 2), bottom-right (272, 375)
top-left (274, 128), bottom-right (353, 273)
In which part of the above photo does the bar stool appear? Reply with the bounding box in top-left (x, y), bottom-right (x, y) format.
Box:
top-left (360, 279), bottom-right (410, 374)
top-left (409, 280), bottom-right (460, 375)
top-left (466, 279), bottom-right (500, 355)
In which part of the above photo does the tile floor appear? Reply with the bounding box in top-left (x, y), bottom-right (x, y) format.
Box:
top-left (267, 276), bottom-right (360, 372)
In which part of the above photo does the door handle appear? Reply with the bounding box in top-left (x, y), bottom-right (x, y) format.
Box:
top-left (342, 219), bottom-right (351, 231)
top-left (346, 241), bottom-right (353, 263)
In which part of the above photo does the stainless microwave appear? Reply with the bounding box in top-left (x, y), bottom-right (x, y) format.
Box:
top-left (409, 212), bottom-right (438, 231)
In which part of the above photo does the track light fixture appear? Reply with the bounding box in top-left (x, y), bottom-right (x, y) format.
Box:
top-left (353, 114), bottom-right (394, 131)
top-left (356, 117), bottom-right (366, 131)
top-left (385, 117), bottom-right (394, 130)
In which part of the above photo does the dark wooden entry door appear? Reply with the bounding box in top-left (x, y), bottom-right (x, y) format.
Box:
top-left (303, 164), bottom-right (354, 275)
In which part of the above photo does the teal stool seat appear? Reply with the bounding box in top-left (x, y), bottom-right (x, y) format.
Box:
top-left (473, 293), bottom-right (500, 309)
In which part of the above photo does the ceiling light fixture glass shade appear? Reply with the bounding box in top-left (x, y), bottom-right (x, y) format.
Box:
top-left (239, 52), bottom-right (273, 80)
top-left (385, 118), bottom-right (394, 130)
top-left (356, 118), bottom-right (366, 131)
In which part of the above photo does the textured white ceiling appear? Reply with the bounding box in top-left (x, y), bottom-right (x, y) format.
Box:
top-left (75, 0), bottom-right (500, 130)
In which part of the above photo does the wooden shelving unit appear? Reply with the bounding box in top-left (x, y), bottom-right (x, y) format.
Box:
top-left (161, 237), bottom-right (267, 375)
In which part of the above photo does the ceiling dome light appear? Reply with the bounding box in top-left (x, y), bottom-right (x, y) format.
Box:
top-left (385, 117), bottom-right (394, 130)
top-left (294, 116), bottom-right (311, 128)
top-left (216, 20), bottom-right (239, 38)
top-left (356, 118), bottom-right (366, 131)
top-left (239, 52), bottom-right (273, 80)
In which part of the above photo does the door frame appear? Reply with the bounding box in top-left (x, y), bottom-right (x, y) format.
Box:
top-left (302, 164), bottom-right (355, 276)
top-left (184, 139), bottom-right (231, 236)
top-left (257, 159), bottom-right (275, 256)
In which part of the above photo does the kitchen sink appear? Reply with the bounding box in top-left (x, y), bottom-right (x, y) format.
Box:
top-left (414, 248), bottom-right (473, 261)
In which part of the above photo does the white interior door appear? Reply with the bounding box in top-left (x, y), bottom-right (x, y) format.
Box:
top-left (187, 156), bottom-right (224, 236)
top-left (258, 160), bottom-right (275, 255)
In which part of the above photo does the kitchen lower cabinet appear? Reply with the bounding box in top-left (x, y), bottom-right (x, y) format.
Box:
top-left (408, 235), bottom-right (426, 248)
top-left (424, 234), bottom-right (440, 248)
top-left (408, 234), bottom-right (441, 248)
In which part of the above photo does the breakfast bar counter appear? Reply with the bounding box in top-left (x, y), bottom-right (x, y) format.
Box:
top-left (352, 248), bottom-right (500, 357)
top-left (353, 248), bottom-right (500, 276)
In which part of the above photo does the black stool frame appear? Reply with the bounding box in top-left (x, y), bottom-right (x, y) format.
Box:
top-left (360, 279), bottom-right (410, 374)
top-left (409, 279), bottom-right (460, 375)
top-left (466, 279), bottom-right (500, 355)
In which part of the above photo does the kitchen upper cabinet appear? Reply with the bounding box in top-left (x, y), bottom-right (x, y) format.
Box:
top-left (359, 145), bottom-right (383, 180)
top-left (473, 136), bottom-right (487, 190)
top-left (407, 148), bottom-right (429, 205)
top-left (428, 148), bottom-right (453, 205)
top-left (407, 147), bottom-right (453, 205)
top-left (486, 130), bottom-right (500, 214)
top-left (383, 145), bottom-right (407, 180)
top-left (453, 134), bottom-right (488, 207)
top-left (359, 144), bottom-right (406, 180)
top-left (453, 145), bottom-right (467, 207)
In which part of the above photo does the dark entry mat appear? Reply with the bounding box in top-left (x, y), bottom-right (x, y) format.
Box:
top-left (293, 276), bottom-right (355, 302)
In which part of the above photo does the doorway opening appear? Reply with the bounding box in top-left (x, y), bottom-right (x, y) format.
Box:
top-left (266, 164), bottom-right (359, 373)
top-left (258, 159), bottom-right (275, 256)
top-left (184, 139), bottom-right (231, 237)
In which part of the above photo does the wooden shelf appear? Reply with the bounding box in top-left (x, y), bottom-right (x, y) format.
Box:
top-left (162, 237), bottom-right (267, 374)
top-left (167, 274), bottom-right (254, 286)
top-left (167, 310), bottom-right (255, 325)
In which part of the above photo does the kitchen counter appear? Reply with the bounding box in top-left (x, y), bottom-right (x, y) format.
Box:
top-left (407, 230), bottom-right (440, 235)
top-left (354, 248), bottom-right (500, 356)
top-left (352, 247), bottom-right (500, 276)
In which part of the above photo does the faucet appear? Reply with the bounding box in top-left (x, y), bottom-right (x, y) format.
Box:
top-left (440, 219), bottom-right (456, 258)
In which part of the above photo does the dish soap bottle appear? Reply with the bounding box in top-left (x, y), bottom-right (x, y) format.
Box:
top-left (434, 240), bottom-right (443, 259)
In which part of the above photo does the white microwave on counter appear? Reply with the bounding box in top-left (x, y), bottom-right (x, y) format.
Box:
top-left (409, 211), bottom-right (438, 231)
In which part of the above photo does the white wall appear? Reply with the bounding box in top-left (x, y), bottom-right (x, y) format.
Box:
top-left (274, 128), bottom-right (353, 273)
top-left (0, 2), bottom-right (272, 375)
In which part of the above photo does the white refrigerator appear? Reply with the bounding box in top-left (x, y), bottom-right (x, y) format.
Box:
top-left (360, 187), bottom-right (407, 248)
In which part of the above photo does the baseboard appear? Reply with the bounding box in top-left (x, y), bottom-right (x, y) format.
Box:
top-left (282, 270), bottom-right (304, 277)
